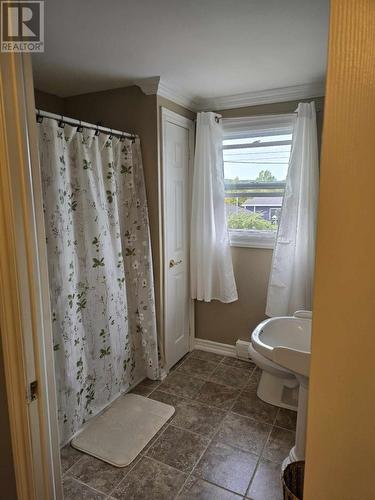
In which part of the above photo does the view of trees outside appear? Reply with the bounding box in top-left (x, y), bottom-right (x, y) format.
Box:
top-left (227, 210), bottom-right (275, 230)
top-left (223, 134), bottom-right (292, 231)
top-left (225, 169), bottom-right (278, 205)
top-left (226, 170), bottom-right (278, 230)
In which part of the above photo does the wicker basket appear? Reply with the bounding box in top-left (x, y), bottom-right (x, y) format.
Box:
top-left (282, 461), bottom-right (305, 500)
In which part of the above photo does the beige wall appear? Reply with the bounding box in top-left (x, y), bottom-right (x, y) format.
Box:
top-left (34, 89), bottom-right (64, 114)
top-left (304, 1), bottom-right (375, 498)
top-left (195, 96), bottom-right (324, 345)
top-left (196, 248), bottom-right (273, 345)
top-left (195, 247), bottom-right (273, 345)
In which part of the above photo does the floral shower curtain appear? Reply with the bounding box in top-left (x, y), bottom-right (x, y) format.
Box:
top-left (39, 118), bottom-right (159, 444)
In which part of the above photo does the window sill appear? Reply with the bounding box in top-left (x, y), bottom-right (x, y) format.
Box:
top-left (229, 230), bottom-right (276, 249)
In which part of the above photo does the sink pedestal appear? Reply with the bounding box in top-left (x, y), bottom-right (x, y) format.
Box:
top-left (282, 376), bottom-right (309, 470)
top-left (250, 311), bottom-right (312, 471)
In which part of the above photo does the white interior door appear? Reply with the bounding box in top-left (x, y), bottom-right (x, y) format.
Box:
top-left (162, 109), bottom-right (194, 370)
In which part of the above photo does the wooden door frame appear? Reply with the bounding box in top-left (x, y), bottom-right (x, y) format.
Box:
top-left (0, 53), bottom-right (62, 499)
top-left (160, 107), bottom-right (195, 371)
top-left (304, 1), bottom-right (375, 498)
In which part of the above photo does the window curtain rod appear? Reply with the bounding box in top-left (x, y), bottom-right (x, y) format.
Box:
top-left (193, 112), bottom-right (299, 124)
top-left (221, 111), bottom-right (298, 120)
top-left (194, 114), bottom-right (222, 123)
top-left (35, 109), bottom-right (138, 140)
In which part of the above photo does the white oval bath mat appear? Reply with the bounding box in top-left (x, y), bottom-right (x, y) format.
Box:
top-left (71, 393), bottom-right (175, 467)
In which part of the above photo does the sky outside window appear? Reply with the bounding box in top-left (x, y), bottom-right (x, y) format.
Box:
top-left (223, 134), bottom-right (292, 181)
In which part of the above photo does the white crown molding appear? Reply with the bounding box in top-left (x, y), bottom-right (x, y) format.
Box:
top-left (197, 81), bottom-right (326, 111)
top-left (157, 80), bottom-right (201, 112)
top-left (135, 77), bottom-right (200, 111)
top-left (134, 78), bottom-right (325, 113)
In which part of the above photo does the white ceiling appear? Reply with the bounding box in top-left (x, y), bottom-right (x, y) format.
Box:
top-left (32, 0), bottom-right (329, 100)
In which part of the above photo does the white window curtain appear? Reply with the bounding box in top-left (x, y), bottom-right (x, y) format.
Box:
top-left (266, 102), bottom-right (319, 317)
top-left (190, 112), bottom-right (238, 303)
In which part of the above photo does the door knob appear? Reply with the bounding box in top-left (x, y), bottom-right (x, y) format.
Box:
top-left (169, 258), bottom-right (182, 268)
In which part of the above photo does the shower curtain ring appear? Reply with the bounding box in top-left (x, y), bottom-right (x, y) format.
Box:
top-left (120, 132), bottom-right (125, 142)
top-left (109, 128), bottom-right (113, 140)
top-left (58, 114), bottom-right (65, 128)
top-left (36, 109), bottom-right (43, 123)
top-left (77, 120), bottom-right (83, 133)
top-left (95, 123), bottom-right (100, 136)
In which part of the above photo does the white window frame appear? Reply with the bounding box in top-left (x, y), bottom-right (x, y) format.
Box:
top-left (222, 114), bottom-right (295, 249)
top-left (229, 229), bottom-right (277, 249)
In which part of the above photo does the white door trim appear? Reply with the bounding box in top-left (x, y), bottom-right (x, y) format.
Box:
top-left (160, 108), bottom-right (195, 369)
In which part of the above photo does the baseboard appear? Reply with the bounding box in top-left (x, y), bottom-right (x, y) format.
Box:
top-left (235, 340), bottom-right (251, 360)
top-left (194, 338), bottom-right (237, 358)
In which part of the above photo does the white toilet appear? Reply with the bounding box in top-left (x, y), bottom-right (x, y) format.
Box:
top-left (249, 342), bottom-right (299, 411)
top-left (249, 311), bottom-right (312, 411)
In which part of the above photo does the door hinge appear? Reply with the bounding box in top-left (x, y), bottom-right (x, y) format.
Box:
top-left (27, 380), bottom-right (38, 403)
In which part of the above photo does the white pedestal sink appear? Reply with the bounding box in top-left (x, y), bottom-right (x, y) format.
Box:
top-left (286, 375), bottom-right (308, 465)
top-left (251, 311), bottom-right (312, 467)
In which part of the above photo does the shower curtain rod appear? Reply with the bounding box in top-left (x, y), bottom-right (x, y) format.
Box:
top-left (35, 109), bottom-right (138, 140)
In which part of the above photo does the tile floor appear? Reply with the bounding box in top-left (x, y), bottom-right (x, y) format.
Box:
top-left (61, 350), bottom-right (297, 500)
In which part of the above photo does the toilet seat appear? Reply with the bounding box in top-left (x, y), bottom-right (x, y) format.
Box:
top-left (249, 344), bottom-right (295, 379)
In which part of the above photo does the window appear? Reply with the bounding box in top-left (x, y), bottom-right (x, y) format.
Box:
top-left (222, 115), bottom-right (294, 248)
